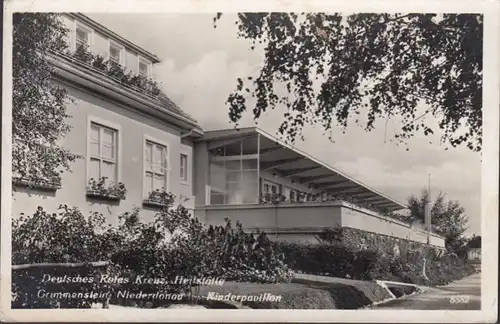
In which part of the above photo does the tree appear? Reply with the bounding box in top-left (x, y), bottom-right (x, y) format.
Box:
top-left (12, 13), bottom-right (79, 187)
top-left (214, 13), bottom-right (482, 151)
top-left (407, 189), bottom-right (469, 255)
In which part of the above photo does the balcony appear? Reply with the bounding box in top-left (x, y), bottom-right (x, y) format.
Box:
top-left (194, 200), bottom-right (445, 248)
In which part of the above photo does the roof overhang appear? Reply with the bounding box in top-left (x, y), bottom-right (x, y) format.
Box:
top-left (200, 127), bottom-right (406, 211)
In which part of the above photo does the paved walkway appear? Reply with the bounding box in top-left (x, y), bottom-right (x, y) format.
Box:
top-left (373, 273), bottom-right (481, 310)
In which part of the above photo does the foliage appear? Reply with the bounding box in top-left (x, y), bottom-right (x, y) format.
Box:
top-left (260, 193), bottom-right (287, 204)
top-left (317, 228), bottom-right (343, 244)
top-left (12, 162), bottom-right (62, 189)
top-left (145, 188), bottom-right (175, 206)
top-left (115, 194), bottom-right (293, 288)
top-left (12, 193), bottom-right (291, 308)
top-left (67, 44), bottom-right (161, 97)
top-left (13, 13), bottom-right (81, 188)
top-left (276, 238), bottom-right (476, 286)
top-left (214, 13), bottom-right (482, 151)
top-left (276, 242), bottom-right (355, 278)
top-left (11, 205), bottom-right (120, 308)
top-left (407, 189), bottom-right (469, 254)
top-left (87, 177), bottom-right (127, 200)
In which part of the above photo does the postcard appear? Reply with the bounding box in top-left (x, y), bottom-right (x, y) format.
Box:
top-left (1, 0), bottom-right (498, 322)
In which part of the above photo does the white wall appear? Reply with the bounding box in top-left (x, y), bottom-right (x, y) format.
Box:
top-left (194, 202), bottom-right (445, 247)
top-left (196, 203), bottom-right (342, 231)
top-left (12, 80), bottom-right (194, 225)
top-left (340, 203), bottom-right (445, 248)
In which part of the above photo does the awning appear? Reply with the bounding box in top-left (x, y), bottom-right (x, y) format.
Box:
top-left (199, 127), bottom-right (406, 212)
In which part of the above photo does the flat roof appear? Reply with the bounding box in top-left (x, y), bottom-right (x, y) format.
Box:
top-left (201, 127), bottom-right (406, 211)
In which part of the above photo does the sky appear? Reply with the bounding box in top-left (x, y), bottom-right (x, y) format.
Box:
top-left (87, 13), bottom-right (482, 235)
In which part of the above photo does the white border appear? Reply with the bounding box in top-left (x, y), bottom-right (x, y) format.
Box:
top-left (2, 0), bottom-right (499, 323)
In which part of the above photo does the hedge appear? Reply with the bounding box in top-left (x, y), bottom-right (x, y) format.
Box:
top-left (275, 233), bottom-right (476, 286)
top-left (12, 193), bottom-right (292, 308)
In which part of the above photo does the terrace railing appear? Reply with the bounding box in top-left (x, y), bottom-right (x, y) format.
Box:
top-left (258, 193), bottom-right (444, 236)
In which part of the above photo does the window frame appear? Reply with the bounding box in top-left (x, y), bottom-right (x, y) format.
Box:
top-left (86, 116), bottom-right (121, 185)
top-left (261, 179), bottom-right (282, 196)
top-left (107, 39), bottom-right (125, 67)
top-left (137, 55), bottom-right (152, 78)
top-left (142, 135), bottom-right (170, 199)
top-left (288, 188), bottom-right (297, 202)
top-left (208, 138), bottom-right (260, 205)
top-left (73, 21), bottom-right (93, 52)
top-left (180, 153), bottom-right (189, 184)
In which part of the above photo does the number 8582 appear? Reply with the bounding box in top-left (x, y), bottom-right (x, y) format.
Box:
top-left (449, 295), bottom-right (470, 304)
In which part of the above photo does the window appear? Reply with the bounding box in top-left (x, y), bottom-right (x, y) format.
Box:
top-left (262, 180), bottom-right (281, 196)
top-left (89, 122), bottom-right (118, 184)
top-left (208, 135), bottom-right (259, 205)
top-left (144, 140), bottom-right (169, 197)
top-left (109, 42), bottom-right (123, 66)
top-left (75, 24), bottom-right (91, 50)
top-left (180, 154), bottom-right (188, 182)
top-left (138, 58), bottom-right (150, 78)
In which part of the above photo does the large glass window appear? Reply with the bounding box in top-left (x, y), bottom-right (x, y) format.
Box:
top-left (208, 135), bottom-right (259, 205)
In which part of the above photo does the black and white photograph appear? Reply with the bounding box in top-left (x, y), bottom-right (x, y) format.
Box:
top-left (1, 0), bottom-right (498, 322)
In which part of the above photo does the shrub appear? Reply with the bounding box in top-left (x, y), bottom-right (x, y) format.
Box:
top-left (12, 193), bottom-right (291, 308)
top-left (275, 242), bottom-right (357, 278)
top-left (276, 232), bottom-right (476, 286)
top-left (12, 205), bottom-right (119, 308)
top-left (113, 200), bottom-right (293, 289)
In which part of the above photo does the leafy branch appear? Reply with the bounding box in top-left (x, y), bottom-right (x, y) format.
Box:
top-left (215, 13), bottom-right (482, 152)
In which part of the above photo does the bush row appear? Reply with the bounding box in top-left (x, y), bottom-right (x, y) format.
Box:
top-left (275, 238), bottom-right (476, 286)
top-left (12, 193), bottom-right (292, 308)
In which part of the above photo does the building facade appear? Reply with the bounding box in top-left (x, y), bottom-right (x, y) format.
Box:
top-left (467, 248), bottom-right (481, 262)
top-left (12, 13), bottom-right (445, 248)
top-left (12, 13), bottom-right (202, 225)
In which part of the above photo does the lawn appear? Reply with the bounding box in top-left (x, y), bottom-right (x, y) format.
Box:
top-left (194, 275), bottom-right (393, 309)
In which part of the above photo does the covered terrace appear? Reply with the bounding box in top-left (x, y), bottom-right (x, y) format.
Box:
top-left (193, 127), bottom-right (444, 247)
